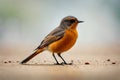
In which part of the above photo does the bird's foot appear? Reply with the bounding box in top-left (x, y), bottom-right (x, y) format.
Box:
top-left (54, 62), bottom-right (73, 65)
top-left (61, 62), bottom-right (73, 65)
top-left (54, 62), bottom-right (64, 65)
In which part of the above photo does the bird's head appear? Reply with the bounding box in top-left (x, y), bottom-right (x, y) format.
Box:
top-left (60, 16), bottom-right (84, 29)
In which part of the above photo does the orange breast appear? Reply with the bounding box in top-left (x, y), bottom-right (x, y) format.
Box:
top-left (48, 29), bottom-right (78, 53)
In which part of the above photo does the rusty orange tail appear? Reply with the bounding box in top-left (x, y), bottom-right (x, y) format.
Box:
top-left (21, 48), bottom-right (44, 64)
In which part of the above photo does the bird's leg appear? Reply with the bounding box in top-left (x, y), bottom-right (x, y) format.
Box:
top-left (58, 54), bottom-right (73, 65)
top-left (58, 54), bottom-right (67, 64)
top-left (52, 53), bottom-right (60, 65)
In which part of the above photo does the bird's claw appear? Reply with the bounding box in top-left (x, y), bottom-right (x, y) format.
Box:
top-left (63, 62), bottom-right (73, 65)
top-left (54, 62), bottom-right (73, 65)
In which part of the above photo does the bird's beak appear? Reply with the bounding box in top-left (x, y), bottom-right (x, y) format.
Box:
top-left (78, 21), bottom-right (84, 23)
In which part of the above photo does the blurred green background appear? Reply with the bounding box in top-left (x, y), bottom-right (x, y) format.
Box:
top-left (0, 0), bottom-right (120, 60)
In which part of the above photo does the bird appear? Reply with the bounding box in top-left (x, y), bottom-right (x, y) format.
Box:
top-left (21, 16), bottom-right (84, 65)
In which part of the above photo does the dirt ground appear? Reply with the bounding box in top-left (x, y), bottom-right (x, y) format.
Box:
top-left (0, 59), bottom-right (120, 80)
top-left (0, 44), bottom-right (120, 80)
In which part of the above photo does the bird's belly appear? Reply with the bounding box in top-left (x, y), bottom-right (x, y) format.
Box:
top-left (48, 29), bottom-right (78, 53)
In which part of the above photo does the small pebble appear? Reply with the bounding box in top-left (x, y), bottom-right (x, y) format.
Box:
top-left (85, 62), bottom-right (90, 65)
top-left (8, 61), bottom-right (12, 63)
top-left (112, 62), bottom-right (116, 64)
top-left (107, 59), bottom-right (111, 61)
top-left (4, 61), bottom-right (7, 63)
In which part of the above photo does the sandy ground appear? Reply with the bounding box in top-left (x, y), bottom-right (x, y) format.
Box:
top-left (0, 59), bottom-right (120, 80)
top-left (0, 43), bottom-right (120, 80)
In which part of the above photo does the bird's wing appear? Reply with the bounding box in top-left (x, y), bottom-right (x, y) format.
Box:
top-left (35, 27), bottom-right (65, 50)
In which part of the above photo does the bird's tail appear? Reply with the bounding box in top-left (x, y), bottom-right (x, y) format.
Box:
top-left (21, 48), bottom-right (44, 64)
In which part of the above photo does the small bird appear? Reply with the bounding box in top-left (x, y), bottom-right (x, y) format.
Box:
top-left (21, 16), bottom-right (84, 65)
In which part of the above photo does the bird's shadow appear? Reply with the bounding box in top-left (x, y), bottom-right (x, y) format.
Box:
top-left (21, 63), bottom-right (56, 66)
top-left (20, 63), bottom-right (73, 66)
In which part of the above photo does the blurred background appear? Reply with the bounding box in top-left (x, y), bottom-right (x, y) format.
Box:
top-left (0, 0), bottom-right (120, 61)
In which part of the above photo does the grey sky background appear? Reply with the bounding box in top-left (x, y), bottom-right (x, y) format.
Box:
top-left (0, 0), bottom-right (120, 45)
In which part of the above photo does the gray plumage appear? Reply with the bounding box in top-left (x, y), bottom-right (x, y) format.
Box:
top-left (36, 27), bottom-right (65, 49)
top-left (36, 16), bottom-right (78, 50)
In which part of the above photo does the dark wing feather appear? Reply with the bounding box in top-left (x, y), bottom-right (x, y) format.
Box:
top-left (35, 27), bottom-right (65, 50)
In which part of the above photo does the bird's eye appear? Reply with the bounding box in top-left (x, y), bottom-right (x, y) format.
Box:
top-left (64, 19), bottom-right (75, 23)
top-left (70, 20), bottom-right (75, 23)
